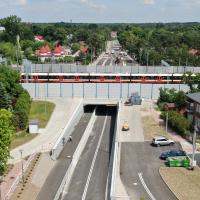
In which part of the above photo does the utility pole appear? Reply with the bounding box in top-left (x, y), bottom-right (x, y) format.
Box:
top-left (166, 112), bottom-right (168, 134)
top-left (192, 123), bottom-right (197, 168)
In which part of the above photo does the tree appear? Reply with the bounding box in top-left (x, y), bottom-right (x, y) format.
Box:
top-left (175, 91), bottom-right (187, 111)
top-left (0, 82), bottom-right (10, 109)
top-left (0, 109), bottom-right (14, 173)
top-left (0, 15), bottom-right (22, 43)
top-left (13, 91), bottom-right (31, 130)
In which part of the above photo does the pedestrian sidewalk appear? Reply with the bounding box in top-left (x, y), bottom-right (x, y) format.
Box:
top-left (9, 97), bottom-right (82, 164)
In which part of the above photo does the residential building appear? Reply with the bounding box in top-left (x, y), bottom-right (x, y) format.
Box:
top-left (34, 35), bottom-right (44, 42)
top-left (35, 45), bottom-right (67, 62)
top-left (186, 92), bottom-right (200, 134)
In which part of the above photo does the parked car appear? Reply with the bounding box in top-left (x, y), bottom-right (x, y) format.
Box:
top-left (160, 150), bottom-right (186, 160)
top-left (151, 136), bottom-right (175, 147)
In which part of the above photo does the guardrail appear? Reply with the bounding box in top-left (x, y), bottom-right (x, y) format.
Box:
top-left (51, 100), bottom-right (83, 160)
top-left (53, 108), bottom-right (97, 200)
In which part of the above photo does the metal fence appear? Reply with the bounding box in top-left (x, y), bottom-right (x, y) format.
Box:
top-left (22, 83), bottom-right (189, 100)
top-left (21, 62), bottom-right (200, 74)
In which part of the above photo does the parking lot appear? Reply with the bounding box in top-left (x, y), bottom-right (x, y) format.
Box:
top-left (120, 142), bottom-right (180, 200)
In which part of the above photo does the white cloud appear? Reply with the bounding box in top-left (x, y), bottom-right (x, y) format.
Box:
top-left (144, 0), bottom-right (155, 5)
top-left (80, 0), bottom-right (106, 10)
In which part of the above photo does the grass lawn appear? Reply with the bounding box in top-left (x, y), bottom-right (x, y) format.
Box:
top-left (11, 101), bottom-right (55, 149)
top-left (160, 167), bottom-right (200, 200)
top-left (29, 101), bottom-right (55, 128)
top-left (11, 131), bottom-right (38, 149)
top-left (142, 116), bottom-right (170, 141)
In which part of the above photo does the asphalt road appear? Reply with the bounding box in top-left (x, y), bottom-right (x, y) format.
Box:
top-left (63, 106), bottom-right (116, 200)
top-left (36, 112), bottom-right (92, 200)
top-left (120, 142), bottom-right (180, 200)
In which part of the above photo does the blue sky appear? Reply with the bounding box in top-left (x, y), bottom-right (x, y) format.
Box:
top-left (0, 0), bottom-right (200, 23)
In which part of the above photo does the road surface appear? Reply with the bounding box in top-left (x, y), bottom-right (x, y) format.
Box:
top-left (63, 105), bottom-right (116, 200)
top-left (36, 112), bottom-right (93, 200)
top-left (120, 142), bottom-right (179, 200)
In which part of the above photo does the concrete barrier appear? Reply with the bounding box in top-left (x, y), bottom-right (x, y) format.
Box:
top-left (51, 100), bottom-right (83, 160)
top-left (53, 108), bottom-right (97, 200)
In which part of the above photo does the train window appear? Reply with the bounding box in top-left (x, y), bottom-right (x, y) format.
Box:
top-left (132, 76), bottom-right (139, 80)
top-left (115, 76), bottom-right (121, 81)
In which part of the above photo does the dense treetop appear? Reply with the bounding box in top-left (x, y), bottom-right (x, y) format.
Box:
top-left (1, 15), bottom-right (200, 66)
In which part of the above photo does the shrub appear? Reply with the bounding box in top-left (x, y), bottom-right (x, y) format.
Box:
top-left (162, 111), bottom-right (191, 136)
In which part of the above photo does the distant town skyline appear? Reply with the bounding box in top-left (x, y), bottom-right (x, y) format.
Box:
top-left (0, 0), bottom-right (200, 23)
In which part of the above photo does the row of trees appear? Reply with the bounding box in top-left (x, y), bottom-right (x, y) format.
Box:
top-left (0, 15), bottom-right (110, 64)
top-left (118, 24), bottom-right (200, 66)
top-left (0, 66), bottom-right (31, 173)
top-left (158, 88), bottom-right (186, 111)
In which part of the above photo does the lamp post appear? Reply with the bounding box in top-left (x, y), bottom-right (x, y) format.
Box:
top-left (19, 149), bottom-right (24, 184)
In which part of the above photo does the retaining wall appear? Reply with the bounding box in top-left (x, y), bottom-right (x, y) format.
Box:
top-left (51, 100), bottom-right (83, 160)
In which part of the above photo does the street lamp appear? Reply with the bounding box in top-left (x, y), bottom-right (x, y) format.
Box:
top-left (19, 149), bottom-right (24, 184)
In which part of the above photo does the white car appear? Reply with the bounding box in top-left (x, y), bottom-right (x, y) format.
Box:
top-left (152, 136), bottom-right (175, 147)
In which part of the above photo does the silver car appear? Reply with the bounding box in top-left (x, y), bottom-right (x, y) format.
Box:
top-left (152, 136), bottom-right (175, 147)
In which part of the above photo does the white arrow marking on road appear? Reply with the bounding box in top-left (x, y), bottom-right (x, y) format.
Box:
top-left (138, 172), bottom-right (156, 200)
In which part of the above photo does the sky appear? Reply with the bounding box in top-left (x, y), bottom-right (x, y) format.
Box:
top-left (0, 0), bottom-right (200, 23)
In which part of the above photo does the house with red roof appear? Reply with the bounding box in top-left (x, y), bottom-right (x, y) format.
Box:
top-left (35, 44), bottom-right (67, 62)
top-left (80, 46), bottom-right (88, 54)
top-left (34, 35), bottom-right (44, 42)
top-left (189, 48), bottom-right (199, 56)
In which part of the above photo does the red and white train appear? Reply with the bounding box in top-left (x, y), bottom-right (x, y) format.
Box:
top-left (20, 73), bottom-right (195, 84)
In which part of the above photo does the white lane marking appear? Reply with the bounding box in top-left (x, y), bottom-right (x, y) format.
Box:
top-left (138, 172), bottom-right (156, 200)
top-left (82, 114), bottom-right (108, 200)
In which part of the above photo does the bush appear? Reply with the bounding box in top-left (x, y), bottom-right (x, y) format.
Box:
top-left (162, 111), bottom-right (191, 137)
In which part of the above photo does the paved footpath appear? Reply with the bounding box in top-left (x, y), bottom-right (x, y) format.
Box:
top-left (9, 97), bottom-right (82, 164)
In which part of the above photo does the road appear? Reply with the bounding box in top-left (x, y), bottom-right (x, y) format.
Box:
top-left (120, 142), bottom-right (179, 200)
top-left (36, 112), bottom-right (93, 200)
top-left (63, 105), bottom-right (116, 200)
top-left (95, 40), bottom-right (138, 66)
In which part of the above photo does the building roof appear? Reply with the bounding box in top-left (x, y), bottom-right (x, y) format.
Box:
top-left (39, 46), bottom-right (48, 54)
top-left (80, 47), bottom-right (88, 53)
top-left (187, 92), bottom-right (200, 104)
top-left (35, 35), bottom-right (44, 41)
top-left (29, 119), bottom-right (39, 125)
top-left (164, 103), bottom-right (176, 109)
top-left (53, 46), bottom-right (62, 54)
top-left (44, 44), bottom-right (51, 53)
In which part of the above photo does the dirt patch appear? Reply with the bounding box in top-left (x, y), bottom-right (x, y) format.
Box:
top-left (142, 116), bottom-right (169, 141)
top-left (10, 154), bottom-right (41, 200)
top-left (160, 167), bottom-right (200, 200)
